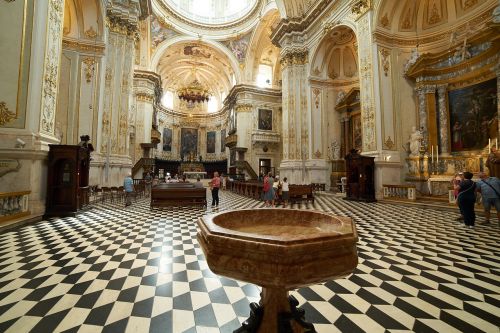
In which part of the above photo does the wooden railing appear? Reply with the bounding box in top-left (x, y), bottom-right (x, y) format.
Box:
top-left (0, 191), bottom-right (30, 222)
top-left (382, 184), bottom-right (416, 201)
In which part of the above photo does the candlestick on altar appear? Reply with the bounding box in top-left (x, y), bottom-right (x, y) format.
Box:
top-left (436, 145), bottom-right (439, 165)
top-left (489, 138), bottom-right (491, 154)
top-left (431, 145), bottom-right (434, 164)
top-left (496, 138), bottom-right (498, 150)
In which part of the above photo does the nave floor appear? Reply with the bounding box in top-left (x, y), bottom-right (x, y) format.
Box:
top-left (0, 191), bottom-right (499, 333)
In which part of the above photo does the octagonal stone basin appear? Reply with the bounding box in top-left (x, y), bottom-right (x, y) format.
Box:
top-left (197, 209), bottom-right (358, 333)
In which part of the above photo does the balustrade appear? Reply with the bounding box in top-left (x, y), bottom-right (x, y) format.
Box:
top-left (0, 191), bottom-right (30, 223)
top-left (382, 184), bottom-right (416, 201)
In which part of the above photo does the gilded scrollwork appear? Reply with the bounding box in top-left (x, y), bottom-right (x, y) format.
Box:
top-left (82, 57), bottom-right (96, 83)
top-left (379, 48), bottom-right (391, 77)
top-left (0, 102), bottom-right (16, 126)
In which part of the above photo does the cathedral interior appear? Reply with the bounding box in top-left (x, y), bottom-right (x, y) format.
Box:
top-left (0, 0), bottom-right (499, 332)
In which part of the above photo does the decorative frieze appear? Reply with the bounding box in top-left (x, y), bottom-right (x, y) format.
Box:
top-left (235, 104), bottom-right (253, 113)
top-left (106, 11), bottom-right (138, 37)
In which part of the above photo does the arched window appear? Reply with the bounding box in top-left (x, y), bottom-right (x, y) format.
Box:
top-left (208, 96), bottom-right (218, 113)
top-left (161, 91), bottom-right (174, 109)
top-left (256, 64), bottom-right (272, 88)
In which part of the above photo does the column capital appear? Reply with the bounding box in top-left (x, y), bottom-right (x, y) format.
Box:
top-left (280, 49), bottom-right (308, 68)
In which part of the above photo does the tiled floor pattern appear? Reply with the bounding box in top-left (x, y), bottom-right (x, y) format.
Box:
top-left (0, 190), bottom-right (499, 333)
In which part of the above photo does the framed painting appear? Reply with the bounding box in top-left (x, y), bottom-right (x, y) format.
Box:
top-left (162, 128), bottom-right (172, 152)
top-left (207, 131), bottom-right (216, 154)
top-left (352, 114), bottom-right (362, 151)
top-left (228, 107), bottom-right (237, 134)
top-left (221, 129), bottom-right (226, 152)
top-left (258, 109), bottom-right (273, 131)
top-left (448, 78), bottom-right (497, 152)
top-left (181, 128), bottom-right (198, 157)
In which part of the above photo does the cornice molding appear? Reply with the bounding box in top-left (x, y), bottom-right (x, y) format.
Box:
top-left (224, 84), bottom-right (282, 107)
top-left (62, 38), bottom-right (105, 54)
top-left (270, 0), bottom-right (334, 47)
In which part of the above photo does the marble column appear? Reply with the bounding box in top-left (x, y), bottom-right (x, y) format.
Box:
top-left (437, 84), bottom-right (450, 155)
top-left (94, 9), bottom-right (139, 186)
top-left (279, 48), bottom-right (310, 184)
top-left (133, 70), bottom-right (161, 168)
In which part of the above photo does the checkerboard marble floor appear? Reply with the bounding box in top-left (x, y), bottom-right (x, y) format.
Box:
top-left (0, 190), bottom-right (499, 333)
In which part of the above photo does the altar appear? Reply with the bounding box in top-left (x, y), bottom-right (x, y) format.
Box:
top-left (180, 162), bottom-right (204, 172)
top-left (183, 171), bottom-right (207, 179)
top-left (427, 176), bottom-right (452, 196)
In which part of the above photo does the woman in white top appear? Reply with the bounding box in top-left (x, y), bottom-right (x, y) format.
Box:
top-left (281, 177), bottom-right (289, 208)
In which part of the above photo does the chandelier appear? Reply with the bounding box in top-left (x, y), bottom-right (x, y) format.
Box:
top-left (177, 79), bottom-right (211, 104)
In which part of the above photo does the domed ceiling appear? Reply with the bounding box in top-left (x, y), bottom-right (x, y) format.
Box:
top-left (152, 0), bottom-right (264, 38)
top-left (376, 0), bottom-right (495, 36)
top-left (162, 0), bottom-right (257, 25)
top-left (157, 42), bottom-right (235, 112)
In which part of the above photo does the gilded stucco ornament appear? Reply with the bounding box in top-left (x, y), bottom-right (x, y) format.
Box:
top-left (82, 57), bottom-right (96, 83)
top-left (0, 102), bottom-right (16, 126)
top-left (40, 0), bottom-right (64, 135)
top-left (84, 26), bottom-right (97, 39)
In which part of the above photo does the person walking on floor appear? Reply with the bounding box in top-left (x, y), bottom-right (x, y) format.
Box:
top-left (124, 173), bottom-right (134, 207)
top-left (210, 171), bottom-right (221, 208)
top-left (455, 171), bottom-right (476, 228)
top-left (476, 172), bottom-right (500, 225)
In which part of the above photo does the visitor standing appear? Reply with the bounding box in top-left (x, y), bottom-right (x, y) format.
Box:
top-left (124, 173), bottom-right (134, 207)
top-left (281, 177), bottom-right (289, 208)
top-left (263, 172), bottom-right (275, 207)
top-left (456, 171), bottom-right (476, 228)
top-left (476, 172), bottom-right (500, 225)
top-left (210, 171), bottom-right (221, 208)
top-left (452, 172), bottom-right (464, 221)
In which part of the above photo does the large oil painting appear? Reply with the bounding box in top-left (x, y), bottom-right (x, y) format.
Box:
top-left (258, 109), bottom-right (273, 131)
top-left (162, 128), bottom-right (172, 152)
top-left (228, 107), bottom-right (236, 134)
top-left (449, 78), bottom-right (497, 152)
top-left (352, 114), bottom-right (362, 151)
top-left (221, 129), bottom-right (226, 152)
top-left (207, 131), bottom-right (216, 154)
top-left (181, 128), bottom-right (198, 157)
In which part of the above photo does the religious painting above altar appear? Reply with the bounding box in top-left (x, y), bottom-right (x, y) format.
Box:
top-left (207, 131), bottom-right (215, 154)
top-left (162, 128), bottom-right (172, 151)
top-left (181, 128), bottom-right (198, 157)
top-left (449, 78), bottom-right (497, 152)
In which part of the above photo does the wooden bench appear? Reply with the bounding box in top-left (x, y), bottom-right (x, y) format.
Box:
top-left (289, 185), bottom-right (314, 203)
top-left (151, 183), bottom-right (207, 208)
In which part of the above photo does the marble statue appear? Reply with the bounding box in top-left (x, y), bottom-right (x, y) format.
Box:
top-left (331, 140), bottom-right (341, 160)
top-left (336, 91), bottom-right (346, 105)
top-left (403, 48), bottom-right (420, 74)
top-left (409, 126), bottom-right (423, 157)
